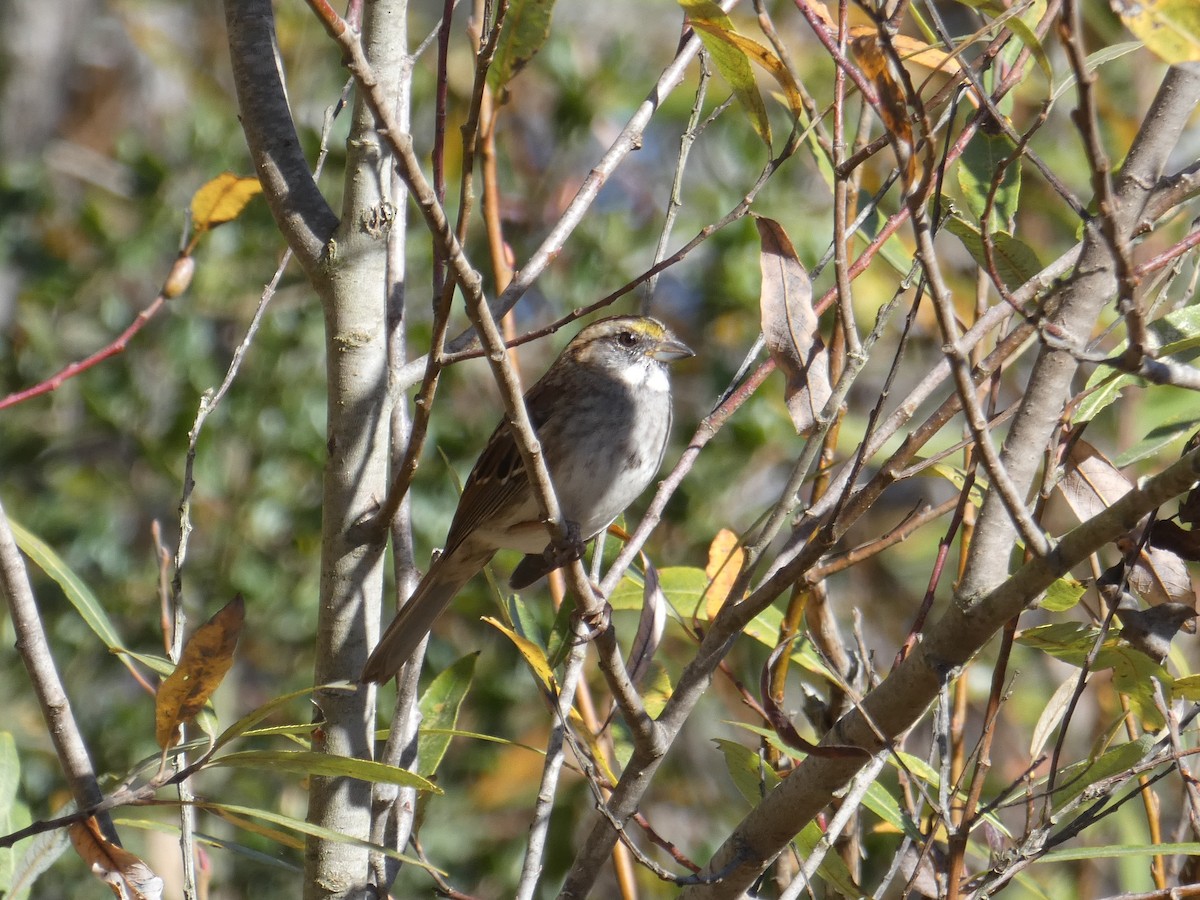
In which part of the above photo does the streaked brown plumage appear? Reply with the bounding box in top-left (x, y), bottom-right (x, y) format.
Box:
top-left (361, 315), bottom-right (692, 683)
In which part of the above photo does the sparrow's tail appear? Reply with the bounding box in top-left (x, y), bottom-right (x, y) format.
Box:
top-left (360, 545), bottom-right (494, 683)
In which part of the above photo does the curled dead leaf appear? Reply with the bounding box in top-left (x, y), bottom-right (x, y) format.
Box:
top-left (70, 817), bottom-right (164, 900)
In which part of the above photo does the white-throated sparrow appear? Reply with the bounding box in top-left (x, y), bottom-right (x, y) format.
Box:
top-left (361, 315), bottom-right (692, 683)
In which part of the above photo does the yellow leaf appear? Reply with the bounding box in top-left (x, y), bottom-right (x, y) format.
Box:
top-left (155, 595), bottom-right (245, 749)
top-left (1113, 0), bottom-right (1200, 64)
top-left (482, 617), bottom-right (557, 693)
top-left (190, 173), bottom-right (263, 233)
top-left (705, 529), bottom-right (745, 619)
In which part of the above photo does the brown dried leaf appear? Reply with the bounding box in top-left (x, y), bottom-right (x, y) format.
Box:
top-left (155, 594), bottom-right (244, 749)
top-left (1150, 520), bottom-right (1200, 561)
top-left (755, 216), bottom-right (831, 435)
top-left (850, 31), bottom-right (917, 185)
top-left (705, 528), bottom-right (745, 620)
top-left (1122, 539), bottom-right (1194, 606)
top-left (1062, 442), bottom-right (1194, 606)
top-left (190, 173), bottom-right (263, 233)
top-left (69, 817), bottom-right (164, 900)
top-left (1060, 440), bottom-right (1132, 521)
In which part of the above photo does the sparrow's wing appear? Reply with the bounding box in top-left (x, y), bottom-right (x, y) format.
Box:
top-left (441, 377), bottom-right (558, 553)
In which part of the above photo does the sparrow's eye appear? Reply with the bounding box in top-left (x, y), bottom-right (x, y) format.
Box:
top-left (617, 331), bottom-right (638, 348)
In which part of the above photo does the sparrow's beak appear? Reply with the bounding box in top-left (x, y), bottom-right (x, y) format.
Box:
top-left (649, 336), bottom-right (694, 362)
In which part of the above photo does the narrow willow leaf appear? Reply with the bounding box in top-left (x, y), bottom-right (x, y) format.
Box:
top-left (679, 0), bottom-right (772, 147)
top-left (210, 750), bottom-right (440, 792)
top-left (198, 801), bottom-right (434, 870)
top-left (417, 653), bottom-right (478, 778)
top-left (213, 682), bottom-right (356, 752)
top-left (1050, 735), bottom-right (1155, 813)
top-left (8, 519), bottom-right (129, 657)
top-left (482, 617), bottom-right (557, 693)
top-left (690, 22), bottom-right (804, 121)
top-left (1030, 673), bottom-right (1085, 757)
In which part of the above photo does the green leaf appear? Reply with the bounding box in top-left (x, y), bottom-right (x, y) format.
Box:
top-left (1017, 622), bottom-right (1172, 729)
top-left (1172, 673), bottom-right (1200, 700)
top-left (3, 820), bottom-right (66, 900)
top-left (1049, 735), bottom-right (1155, 813)
top-left (611, 565), bottom-right (708, 615)
top-left (792, 820), bottom-right (862, 896)
top-left (1041, 841), bottom-right (1200, 862)
top-left (640, 660), bottom-right (673, 718)
top-left (858, 190), bottom-right (913, 275)
top-left (1040, 576), bottom-right (1086, 613)
top-left (1114, 0), bottom-right (1200, 65)
top-left (213, 682), bottom-right (355, 752)
top-left (417, 653), bottom-right (477, 778)
top-left (0, 733), bottom-right (28, 895)
top-left (1076, 304), bottom-right (1200, 423)
top-left (209, 750), bottom-right (441, 792)
top-left (8, 518), bottom-right (130, 660)
top-left (1114, 415), bottom-right (1200, 466)
top-left (679, 0), bottom-right (772, 148)
top-left (197, 801), bottom-right (435, 871)
top-left (944, 215), bottom-right (1044, 289)
top-left (716, 737), bottom-right (780, 806)
top-left (487, 0), bottom-right (556, 93)
top-left (113, 816), bottom-right (299, 872)
top-left (959, 131), bottom-right (1021, 232)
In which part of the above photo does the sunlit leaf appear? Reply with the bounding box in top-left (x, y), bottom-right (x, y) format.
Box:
top-left (1049, 735), bottom-right (1155, 813)
top-left (715, 737), bottom-right (781, 805)
top-left (679, 0), bottom-right (772, 147)
top-left (190, 173), bottom-right (263, 233)
top-left (1040, 576), bottom-right (1086, 613)
top-left (210, 750), bottom-right (439, 792)
top-left (155, 595), bottom-right (244, 749)
top-left (8, 519), bottom-right (133, 666)
top-left (483, 617), bottom-right (557, 693)
top-left (690, 22), bottom-right (804, 121)
top-left (1112, 0), bottom-right (1200, 64)
top-left (705, 528), bottom-right (745, 619)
